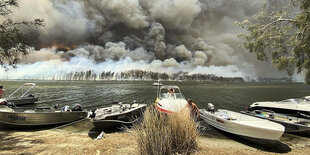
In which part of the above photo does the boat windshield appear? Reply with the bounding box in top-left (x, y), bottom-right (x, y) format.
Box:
top-left (159, 93), bottom-right (185, 100)
top-left (280, 98), bottom-right (301, 103)
top-left (301, 97), bottom-right (310, 102)
top-left (281, 98), bottom-right (300, 104)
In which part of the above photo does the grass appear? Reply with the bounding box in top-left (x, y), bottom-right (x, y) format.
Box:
top-left (132, 106), bottom-right (198, 155)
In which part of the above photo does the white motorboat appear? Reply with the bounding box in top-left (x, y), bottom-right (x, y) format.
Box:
top-left (155, 85), bottom-right (188, 114)
top-left (152, 80), bottom-right (163, 86)
top-left (200, 103), bottom-right (285, 140)
top-left (90, 101), bottom-right (147, 129)
top-left (249, 96), bottom-right (310, 117)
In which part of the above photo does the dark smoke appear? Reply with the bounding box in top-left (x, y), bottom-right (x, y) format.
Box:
top-left (1, 0), bottom-right (295, 81)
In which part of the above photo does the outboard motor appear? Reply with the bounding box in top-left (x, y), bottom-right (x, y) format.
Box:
top-left (52, 104), bottom-right (60, 110)
top-left (0, 99), bottom-right (7, 105)
top-left (89, 109), bottom-right (96, 118)
top-left (72, 104), bottom-right (83, 111)
top-left (207, 103), bottom-right (215, 113)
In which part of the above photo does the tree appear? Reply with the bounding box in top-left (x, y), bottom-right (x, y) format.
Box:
top-left (238, 0), bottom-right (310, 84)
top-left (0, 0), bottom-right (44, 67)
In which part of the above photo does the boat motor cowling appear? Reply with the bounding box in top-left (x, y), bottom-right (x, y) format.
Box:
top-left (72, 104), bottom-right (83, 111)
top-left (207, 103), bottom-right (215, 113)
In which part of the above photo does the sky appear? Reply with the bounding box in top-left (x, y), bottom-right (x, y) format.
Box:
top-left (1, 0), bottom-right (301, 81)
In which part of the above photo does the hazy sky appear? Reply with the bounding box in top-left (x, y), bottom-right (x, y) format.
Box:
top-left (1, 0), bottom-right (295, 80)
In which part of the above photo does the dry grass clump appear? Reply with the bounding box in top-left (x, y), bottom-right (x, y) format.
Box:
top-left (132, 106), bottom-right (198, 155)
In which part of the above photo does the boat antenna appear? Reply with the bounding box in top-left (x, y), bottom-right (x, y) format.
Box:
top-left (156, 80), bottom-right (161, 98)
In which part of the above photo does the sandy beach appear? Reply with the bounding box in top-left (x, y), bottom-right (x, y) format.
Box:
top-left (1, 121), bottom-right (310, 155)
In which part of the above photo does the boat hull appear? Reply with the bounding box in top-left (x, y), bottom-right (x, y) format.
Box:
top-left (0, 110), bottom-right (87, 126)
top-left (200, 109), bottom-right (284, 140)
top-left (5, 97), bottom-right (39, 106)
top-left (241, 111), bottom-right (310, 133)
top-left (91, 119), bottom-right (138, 130)
top-left (156, 98), bottom-right (188, 114)
top-left (91, 105), bottom-right (146, 129)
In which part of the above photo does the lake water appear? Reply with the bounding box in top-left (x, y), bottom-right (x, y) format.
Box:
top-left (1, 80), bottom-right (310, 111)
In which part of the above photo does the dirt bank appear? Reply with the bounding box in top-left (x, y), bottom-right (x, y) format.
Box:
top-left (1, 128), bottom-right (310, 155)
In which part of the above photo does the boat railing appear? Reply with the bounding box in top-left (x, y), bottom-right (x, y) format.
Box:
top-left (9, 83), bottom-right (36, 98)
top-left (297, 112), bottom-right (310, 120)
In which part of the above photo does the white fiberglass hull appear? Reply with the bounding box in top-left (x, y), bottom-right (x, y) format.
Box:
top-left (200, 109), bottom-right (284, 140)
top-left (249, 97), bottom-right (310, 116)
top-left (156, 98), bottom-right (188, 114)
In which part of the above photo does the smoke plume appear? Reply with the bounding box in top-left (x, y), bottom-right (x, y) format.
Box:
top-left (0, 0), bottom-right (292, 80)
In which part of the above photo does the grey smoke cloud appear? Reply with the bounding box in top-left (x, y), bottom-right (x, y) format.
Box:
top-left (8, 0), bottom-right (290, 79)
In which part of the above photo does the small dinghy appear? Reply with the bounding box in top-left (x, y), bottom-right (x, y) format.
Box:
top-left (2, 83), bottom-right (39, 106)
top-left (155, 85), bottom-right (188, 114)
top-left (0, 104), bottom-right (88, 127)
top-left (200, 103), bottom-right (285, 141)
top-left (241, 110), bottom-right (310, 133)
top-left (90, 101), bottom-right (147, 129)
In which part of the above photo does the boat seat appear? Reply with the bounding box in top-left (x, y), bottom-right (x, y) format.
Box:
top-left (112, 105), bottom-right (120, 113)
top-left (131, 104), bottom-right (139, 108)
top-left (123, 104), bottom-right (130, 108)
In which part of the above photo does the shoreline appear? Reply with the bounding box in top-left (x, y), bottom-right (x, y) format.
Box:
top-left (1, 122), bottom-right (310, 155)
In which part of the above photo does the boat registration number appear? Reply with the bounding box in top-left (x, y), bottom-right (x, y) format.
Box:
top-left (8, 115), bottom-right (27, 121)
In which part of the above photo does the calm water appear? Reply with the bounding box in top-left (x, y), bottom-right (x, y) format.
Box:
top-left (1, 80), bottom-right (310, 111)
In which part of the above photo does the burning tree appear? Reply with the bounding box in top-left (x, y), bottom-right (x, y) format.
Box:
top-left (0, 0), bottom-right (44, 67)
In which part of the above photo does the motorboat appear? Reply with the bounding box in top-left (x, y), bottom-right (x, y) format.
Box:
top-left (152, 80), bottom-right (163, 86)
top-left (249, 96), bottom-right (310, 117)
top-left (90, 101), bottom-right (147, 129)
top-left (241, 110), bottom-right (310, 133)
top-left (200, 103), bottom-right (285, 140)
top-left (0, 104), bottom-right (88, 126)
top-left (155, 85), bottom-right (188, 114)
top-left (2, 83), bottom-right (39, 106)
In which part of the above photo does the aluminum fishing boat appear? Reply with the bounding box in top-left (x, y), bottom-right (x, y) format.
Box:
top-left (0, 104), bottom-right (87, 126)
top-left (2, 83), bottom-right (39, 106)
top-left (200, 103), bottom-right (285, 140)
top-left (90, 102), bottom-right (147, 129)
top-left (249, 96), bottom-right (310, 117)
top-left (241, 110), bottom-right (310, 133)
top-left (155, 85), bottom-right (188, 114)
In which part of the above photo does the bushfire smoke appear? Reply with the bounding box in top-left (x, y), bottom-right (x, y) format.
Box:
top-left (0, 0), bottom-right (293, 81)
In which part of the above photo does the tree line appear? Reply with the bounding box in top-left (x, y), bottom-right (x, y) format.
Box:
top-left (52, 70), bottom-right (244, 82)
